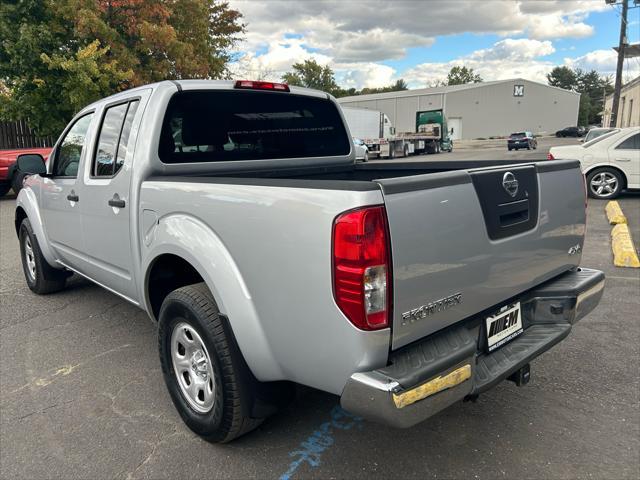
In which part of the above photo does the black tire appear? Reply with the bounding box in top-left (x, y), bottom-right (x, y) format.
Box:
top-left (508, 147), bottom-right (512, 151)
top-left (19, 218), bottom-right (68, 294)
top-left (11, 172), bottom-right (26, 195)
top-left (586, 168), bottom-right (624, 200)
top-left (158, 283), bottom-right (263, 443)
top-left (0, 184), bottom-right (11, 197)
top-left (388, 146), bottom-right (395, 159)
top-left (527, 143), bottom-right (531, 150)
top-left (403, 144), bottom-right (409, 157)
top-left (362, 151), bottom-right (368, 162)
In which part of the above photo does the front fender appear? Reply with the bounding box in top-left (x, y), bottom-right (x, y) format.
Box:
top-left (142, 213), bottom-right (284, 382)
top-left (16, 185), bottom-right (59, 266)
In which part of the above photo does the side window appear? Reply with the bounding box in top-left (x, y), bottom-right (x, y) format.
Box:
top-left (615, 133), bottom-right (640, 150)
top-left (93, 100), bottom-right (140, 177)
top-left (53, 113), bottom-right (94, 177)
top-left (115, 101), bottom-right (140, 173)
top-left (94, 103), bottom-right (128, 176)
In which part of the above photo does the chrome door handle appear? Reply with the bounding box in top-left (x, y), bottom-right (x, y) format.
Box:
top-left (66, 194), bottom-right (79, 202)
top-left (614, 157), bottom-right (631, 162)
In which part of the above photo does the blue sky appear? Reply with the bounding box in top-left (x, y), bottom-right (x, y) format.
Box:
top-left (229, 1), bottom-right (640, 89)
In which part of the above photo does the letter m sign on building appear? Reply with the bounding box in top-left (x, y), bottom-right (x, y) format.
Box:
top-left (513, 85), bottom-right (524, 97)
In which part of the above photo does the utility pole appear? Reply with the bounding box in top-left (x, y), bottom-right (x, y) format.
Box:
top-left (610, 0), bottom-right (629, 127)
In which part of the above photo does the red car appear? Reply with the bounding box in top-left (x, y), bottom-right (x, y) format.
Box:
top-left (0, 148), bottom-right (52, 197)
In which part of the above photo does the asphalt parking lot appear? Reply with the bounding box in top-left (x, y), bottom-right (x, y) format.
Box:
top-left (1, 151), bottom-right (639, 479)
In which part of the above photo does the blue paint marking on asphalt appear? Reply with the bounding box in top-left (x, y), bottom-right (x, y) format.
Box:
top-left (279, 406), bottom-right (364, 480)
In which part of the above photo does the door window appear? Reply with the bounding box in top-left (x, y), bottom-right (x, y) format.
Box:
top-left (115, 101), bottom-right (140, 173)
top-left (615, 133), bottom-right (640, 150)
top-left (53, 113), bottom-right (94, 177)
top-left (93, 100), bottom-right (140, 177)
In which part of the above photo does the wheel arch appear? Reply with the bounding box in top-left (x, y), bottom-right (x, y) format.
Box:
top-left (584, 164), bottom-right (628, 189)
top-left (142, 214), bottom-right (284, 382)
top-left (15, 187), bottom-right (58, 266)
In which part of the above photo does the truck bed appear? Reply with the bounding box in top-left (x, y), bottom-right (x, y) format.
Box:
top-left (152, 158), bottom-right (584, 350)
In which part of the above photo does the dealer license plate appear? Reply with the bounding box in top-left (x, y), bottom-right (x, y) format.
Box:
top-left (485, 302), bottom-right (522, 353)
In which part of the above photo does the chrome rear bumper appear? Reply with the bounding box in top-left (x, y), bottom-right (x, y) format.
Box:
top-left (340, 268), bottom-right (605, 428)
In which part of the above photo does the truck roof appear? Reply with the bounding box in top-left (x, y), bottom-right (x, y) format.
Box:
top-left (81, 80), bottom-right (330, 114)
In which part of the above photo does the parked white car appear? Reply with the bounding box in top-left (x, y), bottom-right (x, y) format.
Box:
top-left (353, 138), bottom-right (369, 162)
top-left (548, 127), bottom-right (639, 199)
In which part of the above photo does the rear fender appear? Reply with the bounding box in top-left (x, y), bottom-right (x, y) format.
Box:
top-left (143, 213), bottom-right (284, 381)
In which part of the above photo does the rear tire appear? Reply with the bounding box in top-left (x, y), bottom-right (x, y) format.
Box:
top-left (0, 184), bottom-right (10, 197)
top-left (362, 151), bottom-right (368, 162)
top-left (158, 283), bottom-right (263, 443)
top-left (388, 146), bottom-right (395, 159)
top-left (19, 218), bottom-right (68, 294)
top-left (586, 168), bottom-right (624, 200)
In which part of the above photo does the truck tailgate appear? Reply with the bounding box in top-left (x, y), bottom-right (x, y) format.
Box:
top-left (376, 160), bottom-right (585, 350)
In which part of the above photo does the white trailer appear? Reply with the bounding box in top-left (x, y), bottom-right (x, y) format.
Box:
top-left (341, 106), bottom-right (441, 158)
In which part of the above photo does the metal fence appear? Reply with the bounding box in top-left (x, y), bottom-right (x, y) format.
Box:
top-left (0, 120), bottom-right (54, 149)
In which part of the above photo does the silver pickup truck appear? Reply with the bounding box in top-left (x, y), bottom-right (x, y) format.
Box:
top-left (14, 80), bottom-right (605, 442)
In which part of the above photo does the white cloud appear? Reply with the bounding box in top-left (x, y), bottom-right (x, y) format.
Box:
top-left (403, 38), bottom-right (557, 87)
top-left (227, 0), bottom-right (612, 89)
top-left (470, 39), bottom-right (555, 61)
top-left (564, 49), bottom-right (640, 81)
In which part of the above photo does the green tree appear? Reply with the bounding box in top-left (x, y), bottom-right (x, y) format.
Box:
top-left (547, 66), bottom-right (578, 91)
top-left (282, 59), bottom-right (340, 94)
top-left (445, 66), bottom-right (483, 86)
top-left (546, 66), bottom-right (613, 125)
top-left (0, 0), bottom-right (244, 137)
top-left (333, 78), bottom-right (409, 98)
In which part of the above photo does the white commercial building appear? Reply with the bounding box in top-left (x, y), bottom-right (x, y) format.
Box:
top-left (337, 78), bottom-right (580, 140)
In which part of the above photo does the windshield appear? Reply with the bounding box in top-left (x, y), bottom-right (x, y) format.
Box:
top-left (582, 129), bottom-right (621, 148)
top-left (159, 90), bottom-right (350, 163)
top-left (584, 128), bottom-right (615, 143)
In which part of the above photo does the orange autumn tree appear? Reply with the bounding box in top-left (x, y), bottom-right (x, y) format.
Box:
top-left (0, 0), bottom-right (244, 136)
top-left (65, 0), bottom-right (245, 84)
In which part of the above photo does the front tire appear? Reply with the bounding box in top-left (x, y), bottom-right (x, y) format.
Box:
top-left (586, 168), bottom-right (624, 199)
top-left (158, 283), bottom-right (262, 443)
top-left (19, 218), bottom-right (68, 294)
top-left (362, 151), bottom-right (368, 162)
top-left (0, 184), bottom-right (11, 197)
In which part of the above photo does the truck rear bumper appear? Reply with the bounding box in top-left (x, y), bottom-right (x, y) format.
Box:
top-left (340, 267), bottom-right (604, 428)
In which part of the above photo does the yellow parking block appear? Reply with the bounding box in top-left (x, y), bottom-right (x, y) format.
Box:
top-left (605, 200), bottom-right (627, 224)
top-left (611, 224), bottom-right (640, 268)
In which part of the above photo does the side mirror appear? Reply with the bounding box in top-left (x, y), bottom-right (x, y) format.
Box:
top-left (16, 154), bottom-right (47, 175)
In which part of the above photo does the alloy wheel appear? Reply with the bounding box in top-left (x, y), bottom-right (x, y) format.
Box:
top-left (590, 172), bottom-right (618, 198)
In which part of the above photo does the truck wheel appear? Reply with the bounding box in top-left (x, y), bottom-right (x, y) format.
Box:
top-left (19, 218), bottom-right (68, 294)
top-left (403, 144), bottom-right (409, 157)
top-left (158, 283), bottom-right (263, 443)
top-left (586, 168), bottom-right (624, 200)
top-left (363, 151), bottom-right (369, 162)
top-left (388, 146), bottom-right (395, 159)
top-left (0, 184), bottom-right (11, 197)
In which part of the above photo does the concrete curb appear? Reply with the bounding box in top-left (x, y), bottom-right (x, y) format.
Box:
top-left (605, 200), bottom-right (627, 224)
top-left (611, 224), bottom-right (640, 268)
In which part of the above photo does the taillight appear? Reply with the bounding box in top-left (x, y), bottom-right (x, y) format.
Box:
top-left (547, 152), bottom-right (555, 160)
top-left (332, 206), bottom-right (391, 330)
top-left (234, 80), bottom-right (290, 92)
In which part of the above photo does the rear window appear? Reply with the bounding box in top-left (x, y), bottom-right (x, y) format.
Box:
top-left (510, 132), bottom-right (526, 138)
top-left (159, 90), bottom-right (350, 163)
